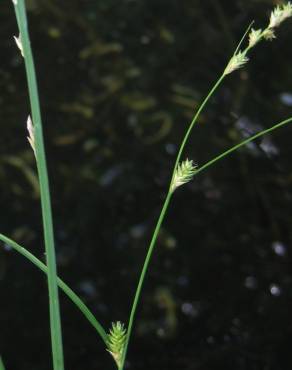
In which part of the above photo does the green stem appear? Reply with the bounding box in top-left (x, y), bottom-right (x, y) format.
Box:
top-left (12, 2), bottom-right (64, 369)
top-left (195, 116), bottom-right (292, 176)
top-left (169, 74), bottom-right (225, 190)
top-left (0, 233), bottom-right (108, 345)
top-left (120, 73), bottom-right (226, 370)
top-left (119, 191), bottom-right (173, 370)
top-left (120, 114), bottom-right (292, 370)
top-left (120, 20), bottom-right (278, 369)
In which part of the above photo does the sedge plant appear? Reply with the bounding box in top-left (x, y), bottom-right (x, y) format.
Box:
top-left (1, 113), bottom-right (292, 366)
top-left (1, 1), bottom-right (292, 369)
top-left (119, 4), bottom-right (292, 370)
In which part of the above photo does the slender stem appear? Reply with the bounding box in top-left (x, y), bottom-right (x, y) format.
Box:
top-left (120, 113), bottom-right (292, 370)
top-left (3, 114), bottom-right (290, 362)
top-left (194, 116), bottom-right (292, 177)
top-left (119, 191), bottom-right (173, 369)
top-left (169, 22), bottom-right (254, 190)
top-left (0, 233), bottom-right (108, 345)
top-left (169, 74), bottom-right (225, 190)
top-left (234, 21), bottom-right (254, 55)
top-left (120, 73), bottom-right (226, 370)
top-left (120, 19), bottom-right (276, 369)
top-left (12, 2), bottom-right (64, 369)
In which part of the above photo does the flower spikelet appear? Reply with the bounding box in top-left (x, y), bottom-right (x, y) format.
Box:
top-left (248, 28), bottom-right (262, 48)
top-left (27, 115), bottom-right (35, 154)
top-left (107, 322), bottom-right (127, 368)
top-left (224, 51), bottom-right (249, 75)
top-left (13, 34), bottom-right (24, 57)
top-left (262, 28), bottom-right (276, 41)
top-left (269, 2), bottom-right (292, 28)
top-left (171, 159), bottom-right (197, 193)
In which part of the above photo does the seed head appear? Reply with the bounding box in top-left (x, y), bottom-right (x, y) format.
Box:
top-left (262, 28), bottom-right (276, 41)
top-left (107, 322), bottom-right (127, 368)
top-left (248, 28), bottom-right (262, 48)
top-left (269, 2), bottom-right (292, 28)
top-left (224, 51), bottom-right (249, 75)
top-left (171, 159), bottom-right (197, 193)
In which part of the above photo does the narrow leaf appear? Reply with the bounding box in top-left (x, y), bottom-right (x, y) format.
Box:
top-left (0, 233), bottom-right (108, 345)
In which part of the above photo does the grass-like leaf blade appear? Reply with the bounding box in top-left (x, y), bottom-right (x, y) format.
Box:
top-left (0, 233), bottom-right (108, 345)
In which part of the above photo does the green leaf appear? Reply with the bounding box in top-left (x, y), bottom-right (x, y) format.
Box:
top-left (0, 233), bottom-right (108, 345)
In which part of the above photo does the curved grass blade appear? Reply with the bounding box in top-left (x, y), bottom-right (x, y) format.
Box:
top-left (0, 233), bottom-right (108, 346)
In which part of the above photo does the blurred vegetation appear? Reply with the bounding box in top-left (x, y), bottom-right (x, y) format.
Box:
top-left (0, 0), bottom-right (292, 369)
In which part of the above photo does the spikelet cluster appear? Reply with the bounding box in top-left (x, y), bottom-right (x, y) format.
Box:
top-left (224, 51), bottom-right (249, 75)
top-left (171, 159), bottom-right (197, 193)
top-left (248, 28), bottom-right (262, 48)
top-left (224, 2), bottom-right (292, 76)
top-left (107, 322), bottom-right (127, 368)
top-left (269, 2), bottom-right (292, 28)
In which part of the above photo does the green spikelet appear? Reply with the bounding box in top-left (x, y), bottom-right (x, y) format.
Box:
top-left (171, 159), bottom-right (197, 193)
top-left (107, 321), bottom-right (127, 368)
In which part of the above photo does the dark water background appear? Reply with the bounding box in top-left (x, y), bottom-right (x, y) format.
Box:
top-left (1, 0), bottom-right (292, 369)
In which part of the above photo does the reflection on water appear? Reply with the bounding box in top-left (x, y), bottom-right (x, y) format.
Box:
top-left (271, 241), bottom-right (286, 257)
top-left (269, 284), bottom-right (282, 297)
top-left (279, 92), bottom-right (292, 106)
